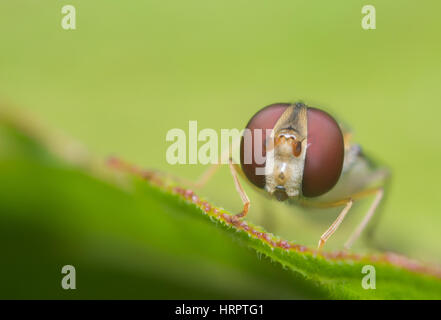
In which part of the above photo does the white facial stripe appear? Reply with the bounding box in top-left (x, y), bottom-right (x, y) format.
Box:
top-left (280, 162), bottom-right (287, 174)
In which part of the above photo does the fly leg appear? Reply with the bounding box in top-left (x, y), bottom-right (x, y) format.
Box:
top-left (344, 187), bottom-right (384, 249)
top-left (318, 199), bottom-right (353, 249)
top-left (299, 187), bottom-right (384, 250)
top-left (228, 158), bottom-right (250, 219)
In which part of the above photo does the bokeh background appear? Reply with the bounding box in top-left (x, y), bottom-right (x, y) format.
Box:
top-left (1, 0), bottom-right (441, 298)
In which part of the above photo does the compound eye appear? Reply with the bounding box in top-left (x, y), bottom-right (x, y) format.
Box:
top-left (302, 108), bottom-right (344, 197)
top-left (240, 103), bottom-right (290, 188)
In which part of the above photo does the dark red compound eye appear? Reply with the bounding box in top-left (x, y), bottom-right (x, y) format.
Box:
top-left (240, 103), bottom-right (290, 189)
top-left (302, 107), bottom-right (344, 197)
top-left (240, 104), bottom-right (344, 197)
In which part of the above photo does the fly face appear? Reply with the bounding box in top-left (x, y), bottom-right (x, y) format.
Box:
top-left (240, 102), bottom-right (345, 201)
top-left (264, 105), bottom-right (308, 201)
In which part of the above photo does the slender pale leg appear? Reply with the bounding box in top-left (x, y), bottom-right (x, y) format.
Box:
top-left (318, 200), bottom-right (353, 249)
top-left (300, 187), bottom-right (384, 249)
top-left (344, 188), bottom-right (384, 249)
top-left (228, 158), bottom-right (250, 218)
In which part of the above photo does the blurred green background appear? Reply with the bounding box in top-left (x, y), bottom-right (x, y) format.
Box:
top-left (1, 0), bottom-right (441, 298)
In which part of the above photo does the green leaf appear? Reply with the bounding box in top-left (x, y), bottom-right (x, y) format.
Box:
top-left (1, 109), bottom-right (441, 299)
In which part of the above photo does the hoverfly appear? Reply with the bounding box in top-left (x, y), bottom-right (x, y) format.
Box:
top-left (193, 102), bottom-right (389, 249)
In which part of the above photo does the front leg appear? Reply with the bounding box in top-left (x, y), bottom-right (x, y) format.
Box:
top-left (318, 199), bottom-right (353, 249)
top-left (228, 158), bottom-right (250, 219)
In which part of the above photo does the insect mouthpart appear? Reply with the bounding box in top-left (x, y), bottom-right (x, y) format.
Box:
top-left (273, 185), bottom-right (289, 202)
